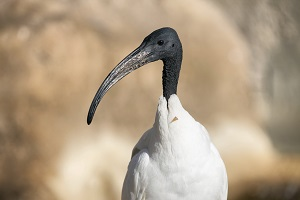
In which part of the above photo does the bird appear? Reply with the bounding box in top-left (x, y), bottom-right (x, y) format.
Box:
top-left (87, 27), bottom-right (228, 200)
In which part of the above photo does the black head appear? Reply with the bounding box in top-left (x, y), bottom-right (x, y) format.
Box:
top-left (87, 27), bottom-right (183, 125)
top-left (140, 27), bottom-right (182, 63)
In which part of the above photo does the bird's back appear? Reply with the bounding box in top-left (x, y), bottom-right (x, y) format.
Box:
top-left (122, 95), bottom-right (227, 200)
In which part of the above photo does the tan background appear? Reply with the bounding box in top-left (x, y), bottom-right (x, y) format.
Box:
top-left (0, 0), bottom-right (300, 199)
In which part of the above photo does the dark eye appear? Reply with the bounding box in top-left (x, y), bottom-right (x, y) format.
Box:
top-left (157, 40), bottom-right (164, 46)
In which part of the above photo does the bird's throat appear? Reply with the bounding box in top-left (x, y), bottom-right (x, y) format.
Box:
top-left (162, 56), bottom-right (182, 101)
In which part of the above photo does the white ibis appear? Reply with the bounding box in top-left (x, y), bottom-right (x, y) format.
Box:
top-left (87, 27), bottom-right (228, 200)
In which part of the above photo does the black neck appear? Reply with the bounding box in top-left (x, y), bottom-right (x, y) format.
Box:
top-left (162, 52), bottom-right (182, 101)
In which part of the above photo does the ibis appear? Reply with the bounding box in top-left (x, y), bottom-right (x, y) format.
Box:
top-left (87, 27), bottom-right (228, 200)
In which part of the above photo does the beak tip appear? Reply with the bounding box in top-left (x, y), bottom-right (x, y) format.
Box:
top-left (87, 104), bottom-right (97, 125)
top-left (87, 114), bottom-right (93, 125)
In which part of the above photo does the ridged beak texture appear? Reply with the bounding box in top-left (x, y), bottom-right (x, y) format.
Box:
top-left (87, 44), bottom-right (153, 125)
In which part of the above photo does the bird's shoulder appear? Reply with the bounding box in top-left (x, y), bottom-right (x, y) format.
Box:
top-left (122, 149), bottom-right (150, 200)
top-left (131, 127), bottom-right (153, 159)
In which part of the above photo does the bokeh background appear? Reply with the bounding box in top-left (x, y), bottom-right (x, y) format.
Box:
top-left (0, 0), bottom-right (300, 199)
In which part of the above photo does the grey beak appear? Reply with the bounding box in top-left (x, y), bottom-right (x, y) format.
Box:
top-left (87, 43), bottom-right (153, 125)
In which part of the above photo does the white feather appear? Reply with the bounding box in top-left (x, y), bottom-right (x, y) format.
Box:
top-left (122, 94), bottom-right (228, 200)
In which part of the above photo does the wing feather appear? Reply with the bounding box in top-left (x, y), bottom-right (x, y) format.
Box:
top-left (122, 150), bottom-right (149, 200)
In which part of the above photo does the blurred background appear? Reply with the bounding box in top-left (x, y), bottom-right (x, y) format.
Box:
top-left (0, 0), bottom-right (300, 199)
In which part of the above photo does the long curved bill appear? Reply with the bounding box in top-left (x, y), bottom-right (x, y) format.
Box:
top-left (87, 43), bottom-right (153, 125)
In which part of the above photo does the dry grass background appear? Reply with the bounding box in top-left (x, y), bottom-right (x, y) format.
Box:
top-left (0, 0), bottom-right (299, 199)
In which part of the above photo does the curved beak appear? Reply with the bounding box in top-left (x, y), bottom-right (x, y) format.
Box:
top-left (87, 43), bottom-right (154, 125)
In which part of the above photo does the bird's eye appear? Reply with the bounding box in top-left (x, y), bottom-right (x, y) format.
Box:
top-left (157, 40), bottom-right (164, 46)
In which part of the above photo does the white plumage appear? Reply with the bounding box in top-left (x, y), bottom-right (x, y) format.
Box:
top-left (122, 95), bottom-right (228, 200)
